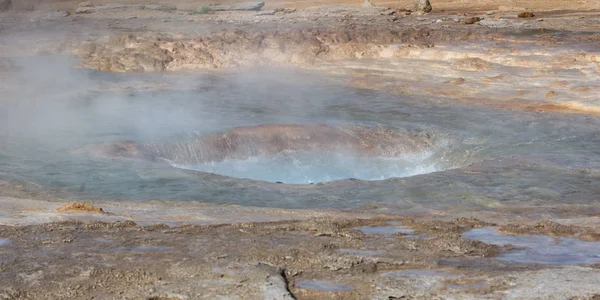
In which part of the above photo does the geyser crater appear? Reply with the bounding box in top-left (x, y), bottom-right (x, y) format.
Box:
top-left (81, 124), bottom-right (445, 184)
top-left (170, 150), bottom-right (438, 184)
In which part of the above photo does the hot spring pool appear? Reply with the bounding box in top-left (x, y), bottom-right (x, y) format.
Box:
top-left (170, 151), bottom-right (438, 184)
top-left (1, 56), bottom-right (600, 210)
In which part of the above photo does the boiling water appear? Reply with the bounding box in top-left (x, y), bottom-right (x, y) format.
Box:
top-left (1, 57), bottom-right (600, 209)
top-left (172, 151), bottom-right (437, 184)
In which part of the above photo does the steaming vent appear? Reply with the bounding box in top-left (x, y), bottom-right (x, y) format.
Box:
top-left (82, 124), bottom-right (443, 184)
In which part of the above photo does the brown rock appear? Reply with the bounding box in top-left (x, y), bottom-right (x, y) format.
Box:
top-left (415, 0), bottom-right (432, 13)
top-left (462, 17), bottom-right (481, 25)
top-left (452, 58), bottom-right (492, 71)
top-left (56, 202), bottom-right (104, 213)
top-left (78, 1), bottom-right (93, 8)
top-left (518, 11), bottom-right (535, 18)
top-left (394, 8), bottom-right (411, 16)
top-left (544, 90), bottom-right (557, 98)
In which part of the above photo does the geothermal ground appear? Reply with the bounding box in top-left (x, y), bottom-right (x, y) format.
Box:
top-left (1, 0), bottom-right (600, 299)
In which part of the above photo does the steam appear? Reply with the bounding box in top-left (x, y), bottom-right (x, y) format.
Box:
top-left (0, 51), bottom-right (448, 191)
top-left (0, 57), bottom-right (358, 154)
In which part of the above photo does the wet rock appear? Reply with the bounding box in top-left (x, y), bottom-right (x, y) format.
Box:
top-left (518, 11), bottom-right (535, 18)
top-left (462, 17), bottom-right (482, 25)
top-left (56, 202), bottom-right (105, 213)
top-left (206, 1), bottom-right (265, 11)
top-left (415, 0), bottom-right (432, 13)
top-left (0, 0), bottom-right (11, 11)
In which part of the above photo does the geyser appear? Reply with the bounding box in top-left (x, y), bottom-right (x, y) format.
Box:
top-left (174, 151), bottom-right (437, 184)
top-left (80, 123), bottom-right (439, 183)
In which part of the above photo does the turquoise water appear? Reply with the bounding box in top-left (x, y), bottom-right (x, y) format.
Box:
top-left (1, 57), bottom-right (600, 210)
top-left (173, 151), bottom-right (437, 184)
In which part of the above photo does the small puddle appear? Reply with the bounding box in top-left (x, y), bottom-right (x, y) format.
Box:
top-left (463, 227), bottom-right (600, 265)
top-left (0, 238), bottom-right (11, 246)
top-left (295, 280), bottom-right (354, 292)
top-left (354, 223), bottom-right (415, 235)
top-left (338, 249), bottom-right (383, 256)
top-left (384, 269), bottom-right (463, 278)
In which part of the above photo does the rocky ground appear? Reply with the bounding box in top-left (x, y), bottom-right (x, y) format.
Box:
top-left (1, 198), bottom-right (600, 299)
top-left (1, 0), bottom-right (600, 299)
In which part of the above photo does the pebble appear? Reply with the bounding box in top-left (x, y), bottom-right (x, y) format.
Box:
top-left (517, 11), bottom-right (535, 18)
top-left (462, 17), bottom-right (482, 24)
